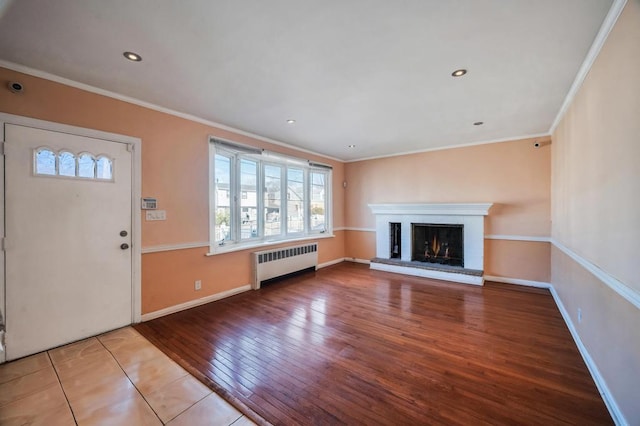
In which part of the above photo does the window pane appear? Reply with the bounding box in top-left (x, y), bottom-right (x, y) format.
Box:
top-left (58, 151), bottom-right (76, 177)
top-left (78, 153), bottom-right (96, 178)
top-left (210, 142), bottom-right (333, 250)
top-left (35, 149), bottom-right (56, 175)
top-left (215, 154), bottom-right (232, 242)
top-left (310, 171), bottom-right (326, 231)
top-left (96, 156), bottom-right (113, 180)
top-left (264, 164), bottom-right (282, 237)
top-left (240, 159), bottom-right (258, 239)
top-left (287, 168), bottom-right (305, 233)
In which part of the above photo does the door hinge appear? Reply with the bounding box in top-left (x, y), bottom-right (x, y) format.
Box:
top-left (0, 331), bottom-right (5, 353)
top-left (1, 237), bottom-right (6, 251)
top-left (126, 143), bottom-right (134, 152)
top-left (0, 142), bottom-right (5, 156)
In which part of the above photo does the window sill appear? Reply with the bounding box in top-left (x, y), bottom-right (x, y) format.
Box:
top-left (205, 233), bottom-right (335, 256)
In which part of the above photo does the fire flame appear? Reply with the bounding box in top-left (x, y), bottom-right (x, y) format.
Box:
top-left (431, 235), bottom-right (440, 257)
top-left (424, 235), bottom-right (451, 259)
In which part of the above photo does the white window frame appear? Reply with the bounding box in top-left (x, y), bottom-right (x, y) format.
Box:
top-left (208, 137), bottom-right (332, 254)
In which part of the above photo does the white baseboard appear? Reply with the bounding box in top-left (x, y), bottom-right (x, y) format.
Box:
top-left (345, 258), bottom-right (371, 264)
top-left (484, 275), bottom-right (551, 289)
top-left (548, 287), bottom-right (625, 425)
top-left (317, 258), bottom-right (346, 269)
top-left (320, 257), bottom-right (372, 266)
top-left (373, 269), bottom-right (623, 423)
top-left (137, 259), bottom-right (625, 423)
top-left (141, 285), bottom-right (251, 321)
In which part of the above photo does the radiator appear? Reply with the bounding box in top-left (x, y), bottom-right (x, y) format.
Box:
top-left (252, 242), bottom-right (318, 289)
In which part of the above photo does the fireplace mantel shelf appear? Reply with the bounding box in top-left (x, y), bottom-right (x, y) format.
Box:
top-left (368, 203), bottom-right (493, 216)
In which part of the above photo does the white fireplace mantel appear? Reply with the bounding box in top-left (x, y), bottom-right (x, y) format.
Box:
top-left (368, 202), bottom-right (493, 285)
top-left (368, 203), bottom-right (493, 216)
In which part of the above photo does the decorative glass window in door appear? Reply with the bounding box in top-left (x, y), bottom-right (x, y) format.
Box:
top-left (96, 156), bottom-right (113, 180)
top-left (78, 153), bottom-right (96, 178)
top-left (35, 148), bottom-right (56, 175)
top-left (58, 151), bottom-right (76, 177)
top-left (34, 147), bottom-right (114, 181)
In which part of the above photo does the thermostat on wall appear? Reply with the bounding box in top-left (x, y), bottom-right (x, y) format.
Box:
top-left (141, 198), bottom-right (158, 210)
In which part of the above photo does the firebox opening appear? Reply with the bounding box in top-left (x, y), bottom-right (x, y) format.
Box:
top-left (412, 223), bottom-right (463, 267)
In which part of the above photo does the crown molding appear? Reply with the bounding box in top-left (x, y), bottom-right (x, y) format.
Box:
top-left (345, 133), bottom-right (549, 163)
top-left (0, 60), bottom-right (342, 163)
top-left (549, 0), bottom-right (628, 134)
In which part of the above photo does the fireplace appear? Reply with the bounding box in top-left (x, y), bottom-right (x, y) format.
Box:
top-left (411, 223), bottom-right (463, 267)
top-left (368, 203), bottom-right (492, 285)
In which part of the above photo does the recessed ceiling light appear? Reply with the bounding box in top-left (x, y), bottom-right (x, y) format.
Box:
top-left (348, 144), bottom-right (356, 148)
top-left (286, 119), bottom-right (296, 124)
top-left (473, 121), bottom-right (484, 126)
top-left (123, 51), bottom-right (142, 62)
top-left (451, 69), bottom-right (467, 77)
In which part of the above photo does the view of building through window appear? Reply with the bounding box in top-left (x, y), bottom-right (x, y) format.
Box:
top-left (214, 154), bottom-right (231, 241)
top-left (264, 164), bottom-right (282, 237)
top-left (310, 171), bottom-right (326, 231)
top-left (287, 168), bottom-right (305, 234)
top-left (240, 159), bottom-right (258, 239)
top-left (211, 142), bottom-right (331, 249)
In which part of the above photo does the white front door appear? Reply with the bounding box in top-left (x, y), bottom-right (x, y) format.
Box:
top-left (4, 124), bottom-right (133, 360)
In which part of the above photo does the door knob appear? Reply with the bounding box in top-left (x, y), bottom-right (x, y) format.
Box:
top-left (120, 243), bottom-right (130, 250)
top-left (120, 230), bottom-right (128, 237)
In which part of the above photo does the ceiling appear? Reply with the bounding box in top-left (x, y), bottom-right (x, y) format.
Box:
top-left (0, 0), bottom-right (614, 161)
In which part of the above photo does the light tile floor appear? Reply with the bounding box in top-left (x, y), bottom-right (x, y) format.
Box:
top-left (0, 327), bottom-right (256, 426)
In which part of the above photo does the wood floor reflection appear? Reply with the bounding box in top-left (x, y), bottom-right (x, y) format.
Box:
top-left (135, 262), bottom-right (611, 425)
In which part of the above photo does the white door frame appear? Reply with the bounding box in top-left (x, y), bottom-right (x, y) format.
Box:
top-left (0, 113), bottom-right (142, 363)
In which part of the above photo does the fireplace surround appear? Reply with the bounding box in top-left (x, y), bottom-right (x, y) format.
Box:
top-left (369, 203), bottom-right (492, 285)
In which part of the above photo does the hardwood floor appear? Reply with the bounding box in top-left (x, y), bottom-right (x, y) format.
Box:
top-left (135, 262), bottom-right (612, 425)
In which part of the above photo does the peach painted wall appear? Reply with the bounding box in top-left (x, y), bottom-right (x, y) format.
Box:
top-left (142, 235), bottom-right (344, 313)
top-left (343, 137), bottom-right (551, 282)
top-left (344, 230), bottom-right (376, 262)
top-left (551, 1), bottom-right (640, 422)
top-left (0, 67), bottom-right (346, 314)
top-left (552, 2), bottom-right (640, 294)
top-left (485, 240), bottom-right (550, 283)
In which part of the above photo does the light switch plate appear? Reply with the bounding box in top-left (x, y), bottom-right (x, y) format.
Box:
top-left (145, 210), bottom-right (167, 221)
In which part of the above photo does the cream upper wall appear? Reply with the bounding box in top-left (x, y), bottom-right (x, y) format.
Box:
top-left (345, 137), bottom-right (551, 236)
top-left (552, 0), bottom-right (640, 293)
